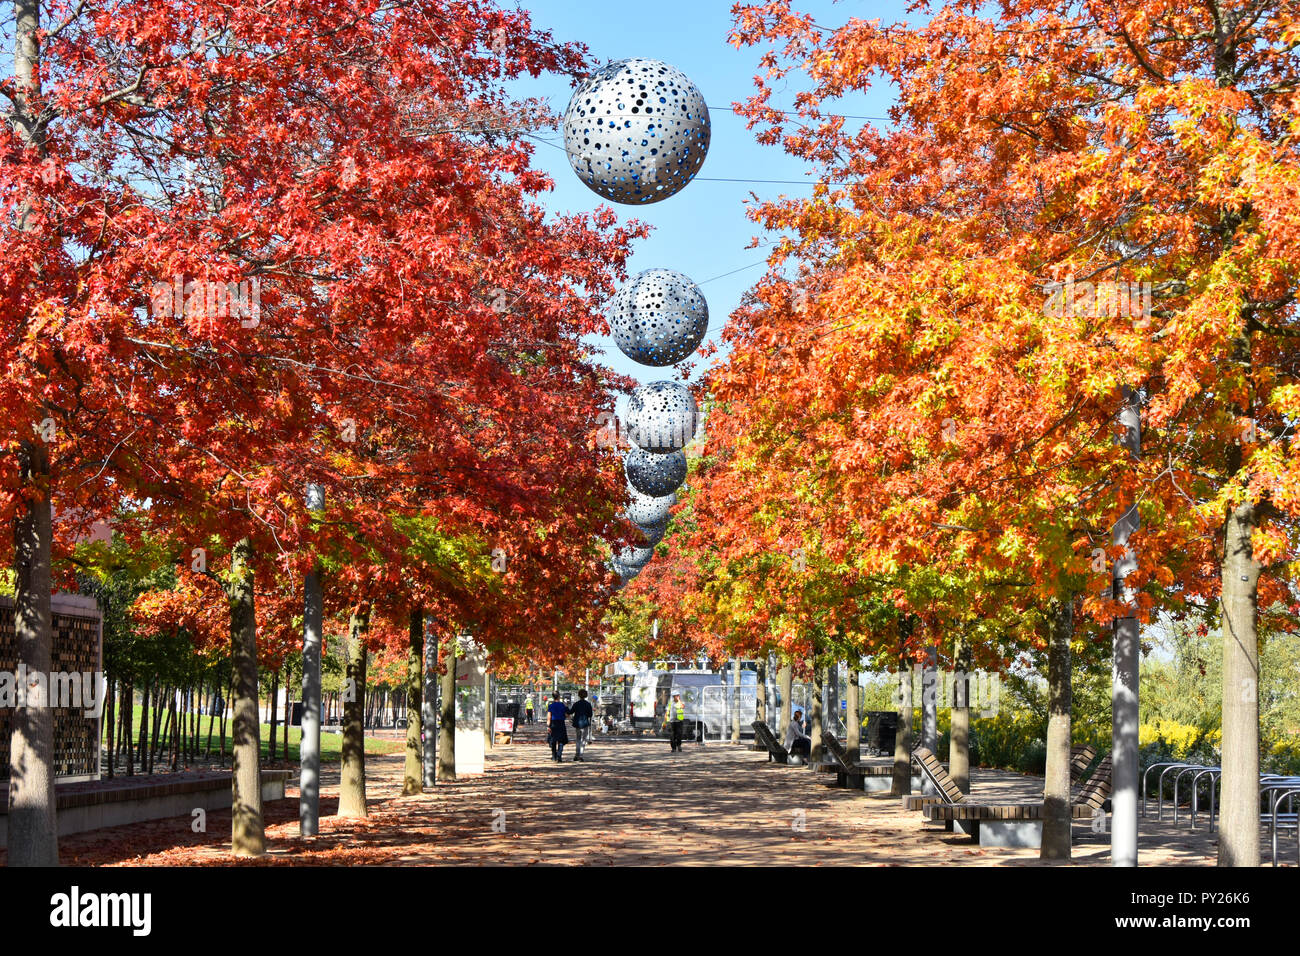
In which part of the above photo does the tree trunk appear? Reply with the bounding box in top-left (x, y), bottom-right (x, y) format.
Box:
top-left (730, 659), bottom-right (742, 744)
top-left (137, 678), bottom-right (150, 773)
top-left (338, 607), bottom-right (370, 818)
top-left (121, 687), bottom-right (130, 762)
top-left (205, 680), bottom-right (216, 759)
top-left (6, 0), bottom-right (58, 873)
top-left (922, 643), bottom-right (939, 755)
top-left (150, 685), bottom-right (163, 772)
top-left (950, 637), bottom-right (972, 794)
top-left (422, 624), bottom-right (438, 788)
top-left (124, 681), bottom-right (135, 775)
top-left (755, 655), bottom-right (768, 727)
top-left (219, 667), bottom-right (233, 764)
top-left (891, 641), bottom-right (915, 796)
top-left (437, 635), bottom-right (457, 782)
top-left (166, 688), bottom-right (179, 771)
top-left (1219, 502), bottom-right (1261, 866)
top-left (300, 555), bottom-right (324, 835)
top-left (115, 685), bottom-right (125, 761)
top-left (186, 687), bottom-right (193, 764)
top-left (140, 682), bottom-right (153, 773)
top-left (227, 537), bottom-right (265, 856)
top-left (846, 662), bottom-right (861, 763)
top-left (282, 670), bottom-right (290, 759)
top-left (105, 678), bottom-right (117, 779)
top-left (1042, 598), bottom-right (1073, 860)
top-left (268, 669), bottom-right (279, 761)
top-left (484, 670), bottom-right (493, 752)
top-left (173, 688), bottom-right (182, 769)
top-left (827, 660), bottom-right (839, 737)
top-left (777, 659), bottom-right (792, 737)
top-left (403, 607), bottom-right (424, 794)
top-left (809, 659), bottom-right (825, 765)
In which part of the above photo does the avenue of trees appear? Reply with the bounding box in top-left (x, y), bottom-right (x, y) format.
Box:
top-left (4, 0), bottom-right (1297, 871)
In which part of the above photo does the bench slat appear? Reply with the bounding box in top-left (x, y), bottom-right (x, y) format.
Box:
top-left (751, 720), bottom-right (789, 764)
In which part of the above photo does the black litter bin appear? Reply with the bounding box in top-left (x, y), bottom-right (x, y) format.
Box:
top-left (866, 711), bottom-right (899, 756)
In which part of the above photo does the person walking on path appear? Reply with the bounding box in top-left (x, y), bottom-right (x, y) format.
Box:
top-left (524, 694), bottom-right (535, 725)
top-left (546, 692), bottom-right (569, 762)
top-left (570, 689), bottom-right (594, 761)
top-left (665, 691), bottom-right (686, 753)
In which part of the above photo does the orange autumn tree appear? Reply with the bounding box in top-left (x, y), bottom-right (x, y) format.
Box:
top-left (729, 0), bottom-right (1300, 864)
top-left (632, 259), bottom-right (1093, 798)
top-left (4, 0), bottom-right (642, 862)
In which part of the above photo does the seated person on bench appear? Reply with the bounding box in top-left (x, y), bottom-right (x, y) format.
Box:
top-left (784, 709), bottom-right (812, 761)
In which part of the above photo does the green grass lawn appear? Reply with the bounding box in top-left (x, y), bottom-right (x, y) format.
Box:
top-left (104, 704), bottom-right (406, 766)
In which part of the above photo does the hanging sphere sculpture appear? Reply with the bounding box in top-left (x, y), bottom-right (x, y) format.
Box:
top-left (625, 447), bottom-right (687, 498)
top-left (616, 544), bottom-right (654, 568)
top-left (626, 381), bottom-right (698, 453)
top-left (609, 559), bottom-right (639, 585)
top-left (625, 487), bottom-right (676, 526)
top-left (634, 517), bottom-right (667, 547)
top-left (610, 269), bottom-right (709, 366)
top-left (562, 58), bottom-right (711, 205)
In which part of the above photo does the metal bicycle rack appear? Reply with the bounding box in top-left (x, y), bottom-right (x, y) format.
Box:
top-left (1143, 762), bottom-right (1198, 821)
top-left (1171, 765), bottom-right (1201, 826)
top-left (1143, 762), bottom-right (1186, 817)
top-left (1171, 764), bottom-right (1222, 829)
top-left (1263, 782), bottom-right (1300, 867)
top-left (1187, 767), bottom-right (1221, 831)
top-left (1141, 761), bottom-right (1221, 830)
top-left (1145, 764), bottom-right (1300, 859)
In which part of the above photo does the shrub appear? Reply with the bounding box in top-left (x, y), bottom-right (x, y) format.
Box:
top-left (1139, 719), bottom-right (1220, 758)
top-left (969, 709), bottom-right (1046, 772)
top-left (1263, 737), bottom-right (1300, 775)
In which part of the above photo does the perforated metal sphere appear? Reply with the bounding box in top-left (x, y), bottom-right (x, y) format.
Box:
top-left (626, 381), bottom-right (698, 453)
top-left (610, 269), bottom-right (709, 366)
top-left (625, 487), bottom-right (676, 526)
top-left (609, 558), bottom-right (640, 583)
top-left (625, 447), bottom-right (687, 498)
top-left (562, 58), bottom-right (710, 205)
top-left (634, 517), bottom-right (667, 547)
top-left (616, 544), bottom-right (654, 568)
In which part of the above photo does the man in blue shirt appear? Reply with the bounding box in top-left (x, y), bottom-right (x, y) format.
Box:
top-left (546, 692), bottom-right (569, 762)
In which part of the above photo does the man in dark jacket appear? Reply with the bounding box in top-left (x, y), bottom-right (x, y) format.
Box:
top-left (570, 689), bottom-right (594, 762)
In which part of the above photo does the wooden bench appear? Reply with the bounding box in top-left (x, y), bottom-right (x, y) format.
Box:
top-left (751, 720), bottom-right (789, 765)
top-left (903, 745), bottom-right (1096, 809)
top-left (816, 733), bottom-right (875, 789)
top-left (904, 747), bottom-right (966, 813)
top-left (1070, 744), bottom-right (1098, 781)
top-left (925, 754), bottom-right (1114, 847)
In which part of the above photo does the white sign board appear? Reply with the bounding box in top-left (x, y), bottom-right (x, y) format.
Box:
top-left (455, 728), bottom-right (485, 774)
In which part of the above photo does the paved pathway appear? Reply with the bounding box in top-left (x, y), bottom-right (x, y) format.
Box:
top-left (42, 733), bottom-right (1233, 866)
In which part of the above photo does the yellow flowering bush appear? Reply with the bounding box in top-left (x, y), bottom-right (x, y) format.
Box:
top-left (1139, 719), bottom-right (1220, 758)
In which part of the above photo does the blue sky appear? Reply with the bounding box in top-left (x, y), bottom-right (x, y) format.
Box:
top-left (506, 0), bottom-right (917, 414)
